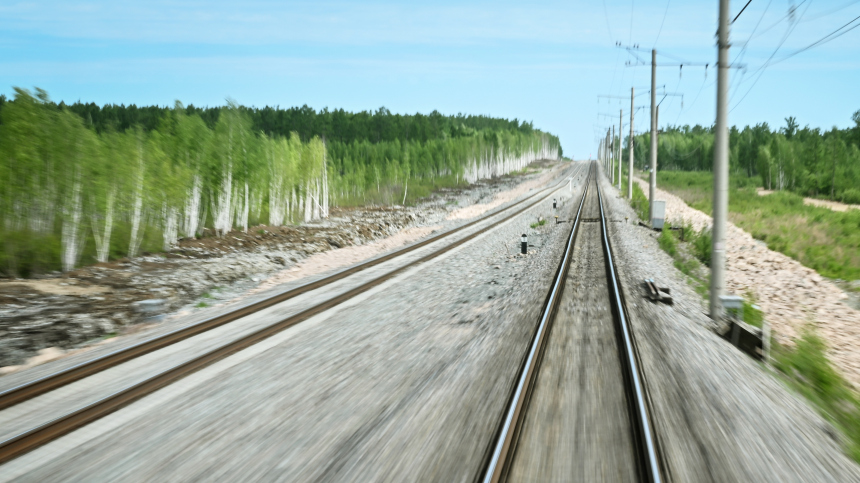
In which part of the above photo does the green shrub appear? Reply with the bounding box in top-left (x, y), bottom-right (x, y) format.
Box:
top-left (631, 180), bottom-right (649, 221)
top-left (691, 228), bottom-right (712, 267)
top-left (842, 189), bottom-right (860, 205)
top-left (658, 171), bottom-right (860, 281)
top-left (773, 328), bottom-right (860, 461)
top-left (658, 228), bottom-right (678, 257)
top-left (742, 297), bottom-right (763, 328)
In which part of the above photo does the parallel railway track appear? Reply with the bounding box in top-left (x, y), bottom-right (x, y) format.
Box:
top-left (0, 163), bottom-right (585, 465)
top-left (480, 162), bottom-right (662, 482)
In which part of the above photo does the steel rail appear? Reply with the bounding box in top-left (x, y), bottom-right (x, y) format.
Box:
top-left (0, 164), bottom-right (584, 466)
top-left (597, 176), bottom-right (662, 483)
top-left (481, 165), bottom-right (591, 483)
top-left (480, 163), bottom-right (662, 483)
top-left (0, 165), bottom-right (580, 412)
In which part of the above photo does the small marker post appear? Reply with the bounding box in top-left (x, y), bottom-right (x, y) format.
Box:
top-left (521, 234), bottom-right (528, 254)
top-left (553, 198), bottom-right (557, 209)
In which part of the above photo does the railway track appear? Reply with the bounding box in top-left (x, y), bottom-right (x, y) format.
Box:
top-left (481, 162), bottom-right (662, 482)
top-left (0, 163), bottom-right (585, 466)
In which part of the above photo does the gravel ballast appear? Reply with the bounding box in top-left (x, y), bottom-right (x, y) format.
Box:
top-left (605, 172), bottom-right (860, 481)
top-left (1, 165), bottom-right (587, 481)
top-left (4, 162), bottom-right (858, 481)
top-left (633, 176), bottom-right (860, 388)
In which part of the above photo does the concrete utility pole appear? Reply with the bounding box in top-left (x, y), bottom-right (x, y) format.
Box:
top-left (602, 132), bottom-right (607, 173)
top-left (599, 138), bottom-right (603, 168)
top-left (604, 131), bottom-right (608, 173)
top-left (711, 0), bottom-right (730, 319)
top-left (649, 49), bottom-right (658, 222)
top-left (629, 87), bottom-right (635, 199)
top-left (598, 138), bottom-right (603, 169)
top-left (611, 125), bottom-right (616, 184)
top-left (607, 129), bottom-right (612, 179)
top-left (618, 109), bottom-right (623, 189)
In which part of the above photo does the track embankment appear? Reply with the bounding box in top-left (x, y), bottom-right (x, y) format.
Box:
top-left (634, 177), bottom-right (860, 388)
top-left (615, 174), bottom-right (860, 481)
top-left (1, 165), bottom-right (588, 481)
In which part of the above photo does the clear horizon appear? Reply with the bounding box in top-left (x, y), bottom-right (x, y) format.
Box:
top-left (2, 0), bottom-right (859, 159)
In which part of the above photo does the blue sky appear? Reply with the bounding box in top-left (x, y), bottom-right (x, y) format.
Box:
top-left (1, 0), bottom-right (859, 157)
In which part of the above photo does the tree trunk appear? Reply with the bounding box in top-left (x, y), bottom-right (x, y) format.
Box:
top-left (128, 145), bottom-right (145, 258)
top-left (91, 188), bottom-right (115, 263)
top-left (831, 155), bottom-right (837, 200)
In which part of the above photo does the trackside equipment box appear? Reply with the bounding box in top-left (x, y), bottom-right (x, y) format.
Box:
top-left (651, 200), bottom-right (666, 230)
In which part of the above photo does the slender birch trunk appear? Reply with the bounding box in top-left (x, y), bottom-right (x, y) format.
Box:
top-left (62, 172), bottom-right (83, 271)
top-left (128, 144), bottom-right (145, 258)
top-left (91, 188), bottom-right (115, 263)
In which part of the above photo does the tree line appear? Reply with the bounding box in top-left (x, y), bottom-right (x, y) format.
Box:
top-left (0, 88), bottom-right (560, 277)
top-left (626, 110), bottom-right (860, 203)
top-left (0, 95), bottom-right (544, 146)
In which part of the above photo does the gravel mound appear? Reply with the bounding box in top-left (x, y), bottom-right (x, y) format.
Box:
top-left (609, 174), bottom-right (860, 481)
top-left (634, 177), bottom-right (860, 388)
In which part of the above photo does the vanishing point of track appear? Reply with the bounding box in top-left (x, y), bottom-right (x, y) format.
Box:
top-left (0, 164), bottom-right (585, 465)
top-left (480, 162), bottom-right (662, 483)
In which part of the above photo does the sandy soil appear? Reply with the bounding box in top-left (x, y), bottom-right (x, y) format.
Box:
top-left (640, 178), bottom-right (860, 387)
top-left (250, 225), bottom-right (441, 295)
top-left (446, 167), bottom-right (560, 221)
top-left (758, 188), bottom-right (860, 212)
top-left (0, 162), bottom-right (564, 373)
top-left (1, 279), bottom-right (111, 296)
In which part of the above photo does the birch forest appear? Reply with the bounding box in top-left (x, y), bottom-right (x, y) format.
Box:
top-left (0, 88), bottom-right (561, 276)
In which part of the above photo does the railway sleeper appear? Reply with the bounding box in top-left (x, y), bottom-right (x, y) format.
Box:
top-left (642, 278), bottom-right (673, 305)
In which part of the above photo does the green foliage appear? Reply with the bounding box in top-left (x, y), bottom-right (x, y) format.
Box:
top-left (56, 101), bottom-right (553, 147)
top-left (655, 225), bottom-right (710, 299)
top-left (0, 88), bottom-right (561, 277)
top-left (742, 297), bottom-right (763, 328)
top-left (691, 227), bottom-right (712, 267)
top-left (630, 179), bottom-right (649, 221)
top-left (530, 219), bottom-right (547, 229)
top-left (774, 329), bottom-right (860, 462)
top-left (658, 228), bottom-right (677, 257)
top-left (657, 171), bottom-right (860, 281)
top-left (632, 116), bottom-right (860, 204)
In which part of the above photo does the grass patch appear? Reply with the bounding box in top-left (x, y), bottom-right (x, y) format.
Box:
top-left (743, 294), bottom-right (764, 328)
top-left (630, 177), bottom-right (650, 222)
top-left (195, 301), bottom-right (209, 308)
top-left (530, 219), bottom-right (547, 229)
top-left (665, 228), bottom-right (710, 299)
top-left (657, 171), bottom-right (860, 281)
top-left (102, 332), bottom-right (118, 340)
top-left (200, 292), bottom-right (213, 299)
top-left (335, 174), bottom-right (470, 208)
top-left (774, 328), bottom-right (860, 462)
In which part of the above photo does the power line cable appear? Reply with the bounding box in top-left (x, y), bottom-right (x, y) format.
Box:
top-left (728, 0), bottom-right (772, 101)
top-left (653, 0), bottom-right (672, 47)
top-left (731, 0), bottom-right (813, 111)
top-left (629, 0), bottom-right (635, 44)
top-left (770, 13), bottom-right (860, 65)
top-left (802, 0), bottom-right (860, 22)
top-left (602, 0), bottom-right (616, 42)
top-left (741, 0), bottom-right (810, 45)
top-left (733, 0), bottom-right (754, 24)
